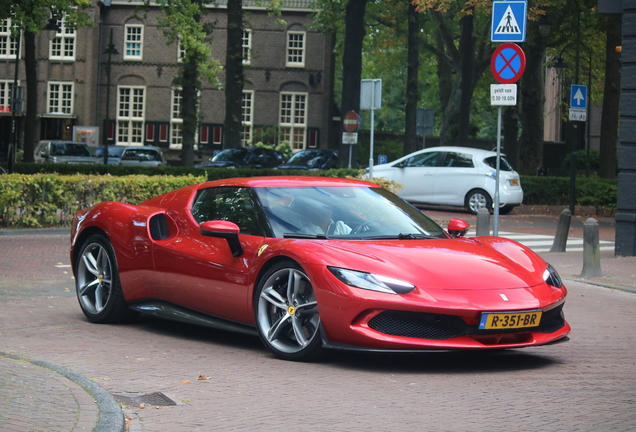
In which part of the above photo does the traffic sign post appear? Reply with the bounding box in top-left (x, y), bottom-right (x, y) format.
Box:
top-left (491, 43), bottom-right (526, 84)
top-left (569, 84), bottom-right (588, 121)
top-left (360, 79), bottom-right (382, 178)
top-left (491, 1), bottom-right (527, 43)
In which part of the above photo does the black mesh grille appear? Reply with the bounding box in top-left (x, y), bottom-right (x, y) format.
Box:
top-left (367, 304), bottom-right (566, 340)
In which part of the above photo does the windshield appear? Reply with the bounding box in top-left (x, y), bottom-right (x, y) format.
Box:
top-left (286, 151), bottom-right (329, 168)
top-left (212, 149), bottom-right (250, 163)
top-left (50, 143), bottom-right (93, 157)
top-left (95, 146), bottom-right (125, 158)
top-left (254, 186), bottom-right (446, 240)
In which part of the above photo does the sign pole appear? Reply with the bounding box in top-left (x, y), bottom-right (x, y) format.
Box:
top-left (368, 82), bottom-right (376, 179)
top-left (493, 106), bottom-right (502, 236)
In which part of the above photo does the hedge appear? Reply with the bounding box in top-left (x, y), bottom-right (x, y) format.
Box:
top-left (0, 171), bottom-right (617, 229)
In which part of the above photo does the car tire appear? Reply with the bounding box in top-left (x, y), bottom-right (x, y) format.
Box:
top-left (254, 261), bottom-right (323, 361)
top-left (75, 234), bottom-right (138, 324)
top-left (465, 189), bottom-right (493, 214)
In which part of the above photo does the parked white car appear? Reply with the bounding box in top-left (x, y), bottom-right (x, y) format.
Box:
top-left (372, 146), bottom-right (523, 214)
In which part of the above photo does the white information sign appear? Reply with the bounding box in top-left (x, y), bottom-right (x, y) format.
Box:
top-left (342, 132), bottom-right (358, 144)
top-left (490, 84), bottom-right (517, 106)
top-left (569, 108), bottom-right (587, 122)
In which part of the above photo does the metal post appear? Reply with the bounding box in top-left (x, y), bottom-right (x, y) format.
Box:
top-left (7, 31), bottom-right (21, 173)
top-left (368, 80), bottom-right (376, 179)
top-left (103, 28), bottom-right (117, 165)
top-left (493, 106), bottom-right (502, 236)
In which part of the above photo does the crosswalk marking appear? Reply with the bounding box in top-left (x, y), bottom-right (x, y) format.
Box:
top-left (466, 230), bottom-right (615, 253)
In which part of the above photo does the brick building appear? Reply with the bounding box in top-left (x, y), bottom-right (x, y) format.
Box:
top-left (0, 0), bottom-right (337, 162)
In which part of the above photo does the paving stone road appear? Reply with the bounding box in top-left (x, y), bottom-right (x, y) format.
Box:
top-left (1, 227), bottom-right (635, 431)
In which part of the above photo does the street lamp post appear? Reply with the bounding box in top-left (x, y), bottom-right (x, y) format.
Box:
top-left (103, 28), bottom-right (118, 165)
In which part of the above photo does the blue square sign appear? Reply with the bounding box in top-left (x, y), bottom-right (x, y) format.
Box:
top-left (570, 84), bottom-right (588, 109)
top-left (491, 1), bottom-right (527, 43)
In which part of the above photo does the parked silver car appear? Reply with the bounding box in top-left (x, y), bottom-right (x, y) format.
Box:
top-left (118, 146), bottom-right (167, 167)
top-left (34, 140), bottom-right (99, 164)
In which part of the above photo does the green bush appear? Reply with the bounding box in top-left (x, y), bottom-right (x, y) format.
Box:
top-left (520, 175), bottom-right (617, 212)
top-left (0, 174), bottom-right (206, 229)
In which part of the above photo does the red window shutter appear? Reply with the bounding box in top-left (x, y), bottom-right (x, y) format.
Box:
top-left (159, 124), bottom-right (168, 142)
top-left (200, 126), bottom-right (209, 143)
top-left (213, 126), bottom-right (222, 144)
top-left (146, 124), bottom-right (155, 142)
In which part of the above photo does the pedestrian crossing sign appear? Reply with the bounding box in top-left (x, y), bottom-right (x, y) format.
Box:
top-left (491, 1), bottom-right (527, 43)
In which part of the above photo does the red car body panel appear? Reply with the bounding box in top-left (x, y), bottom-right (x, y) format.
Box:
top-left (70, 176), bottom-right (570, 352)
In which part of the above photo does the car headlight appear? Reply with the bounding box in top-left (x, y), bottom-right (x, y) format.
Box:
top-left (543, 263), bottom-right (563, 288)
top-left (328, 267), bottom-right (415, 295)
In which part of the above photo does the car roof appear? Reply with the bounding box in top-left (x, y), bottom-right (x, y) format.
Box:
top-left (121, 146), bottom-right (162, 151)
top-left (197, 176), bottom-right (379, 189)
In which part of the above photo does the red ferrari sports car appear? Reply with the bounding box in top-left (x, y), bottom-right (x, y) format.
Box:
top-left (70, 176), bottom-right (570, 361)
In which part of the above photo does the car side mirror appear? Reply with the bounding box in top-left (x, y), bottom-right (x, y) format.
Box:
top-left (447, 218), bottom-right (469, 238)
top-left (200, 220), bottom-right (244, 257)
top-left (396, 160), bottom-right (407, 168)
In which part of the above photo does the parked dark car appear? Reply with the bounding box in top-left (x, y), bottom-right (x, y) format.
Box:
top-left (276, 149), bottom-right (338, 170)
top-left (195, 147), bottom-right (285, 169)
top-left (95, 146), bottom-right (126, 165)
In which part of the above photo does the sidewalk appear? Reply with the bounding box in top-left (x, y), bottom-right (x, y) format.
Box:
top-left (0, 352), bottom-right (125, 432)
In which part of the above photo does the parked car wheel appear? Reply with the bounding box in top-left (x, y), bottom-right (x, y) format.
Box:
top-left (75, 234), bottom-right (138, 323)
top-left (255, 261), bottom-right (322, 361)
top-left (465, 189), bottom-right (493, 214)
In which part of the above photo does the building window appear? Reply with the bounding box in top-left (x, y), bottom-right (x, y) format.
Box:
top-left (286, 31), bottom-right (305, 68)
top-left (117, 86), bottom-right (145, 145)
top-left (124, 24), bottom-right (143, 61)
top-left (177, 39), bottom-right (185, 62)
top-left (242, 30), bottom-right (252, 65)
top-left (0, 80), bottom-right (17, 112)
top-left (171, 88), bottom-right (183, 148)
top-left (49, 15), bottom-right (75, 61)
top-left (241, 90), bottom-right (254, 146)
top-left (47, 82), bottom-right (74, 114)
top-left (279, 92), bottom-right (307, 150)
top-left (0, 19), bottom-right (19, 60)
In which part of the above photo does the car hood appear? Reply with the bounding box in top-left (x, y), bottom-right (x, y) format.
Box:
top-left (53, 156), bottom-right (98, 164)
top-left (294, 236), bottom-right (548, 290)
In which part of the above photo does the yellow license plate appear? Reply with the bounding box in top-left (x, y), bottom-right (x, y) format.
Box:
top-left (479, 311), bottom-right (542, 330)
top-left (509, 179), bottom-right (519, 186)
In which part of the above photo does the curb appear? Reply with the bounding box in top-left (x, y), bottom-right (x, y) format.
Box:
top-left (0, 228), bottom-right (71, 236)
top-left (564, 277), bottom-right (636, 294)
top-left (0, 352), bottom-right (125, 432)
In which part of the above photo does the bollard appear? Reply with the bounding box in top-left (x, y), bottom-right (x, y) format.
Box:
top-left (580, 217), bottom-right (603, 278)
top-left (550, 209), bottom-right (571, 252)
top-left (476, 208), bottom-right (491, 236)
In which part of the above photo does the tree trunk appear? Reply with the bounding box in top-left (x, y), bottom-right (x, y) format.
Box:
top-left (23, 30), bottom-right (37, 163)
top-left (518, 20), bottom-right (547, 175)
top-left (224, 0), bottom-right (244, 149)
top-left (181, 54), bottom-right (199, 167)
top-left (338, 0), bottom-right (368, 168)
top-left (403, 2), bottom-right (420, 155)
top-left (598, 15), bottom-right (621, 179)
top-left (457, 12), bottom-right (474, 146)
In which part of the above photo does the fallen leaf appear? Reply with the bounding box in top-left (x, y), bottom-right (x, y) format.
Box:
top-left (182, 380), bottom-right (190, 383)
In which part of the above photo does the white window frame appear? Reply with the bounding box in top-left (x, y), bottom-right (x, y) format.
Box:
top-left (177, 39), bottom-right (185, 63)
top-left (242, 29), bottom-right (252, 65)
top-left (279, 92), bottom-right (307, 150)
top-left (0, 80), bottom-right (18, 112)
top-left (170, 87), bottom-right (183, 149)
top-left (49, 15), bottom-right (76, 61)
top-left (117, 86), bottom-right (145, 145)
top-left (241, 90), bottom-right (254, 146)
top-left (124, 24), bottom-right (144, 61)
top-left (286, 31), bottom-right (305, 68)
top-left (47, 81), bottom-right (74, 114)
top-left (0, 19), bottom-right (20, 60)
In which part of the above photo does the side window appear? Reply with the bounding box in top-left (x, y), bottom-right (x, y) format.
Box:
top-left (406, 151), bottom-right (442, 167)
top-left (442, 152), bottom-right (474, 168)
top-left (190, 187), bottom-right (269, 236)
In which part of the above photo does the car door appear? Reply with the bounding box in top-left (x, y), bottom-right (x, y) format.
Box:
top-left (431, 151), bottom-right (479, 206)
top-left (391, 150), bottom-right (443, 202)
top-left (151, 186), bottom-right (268, 323)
